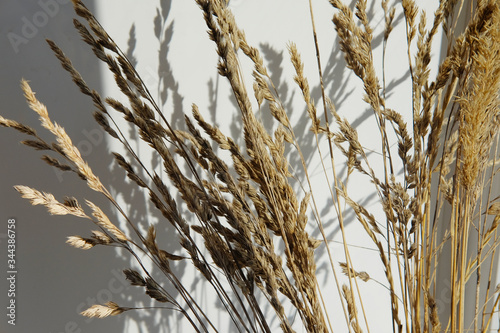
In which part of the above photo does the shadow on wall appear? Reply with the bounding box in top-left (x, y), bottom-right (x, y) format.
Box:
top-left (199, 1), bottom-right (410, 330)
top-left (0, 1), bottom-right (158, 333)
top-left (4, 0), bottom-right (486, 332)
top-left (0, 0), bottom-right (209, 332)
top-left (109, 1), bottom-right (191, 332)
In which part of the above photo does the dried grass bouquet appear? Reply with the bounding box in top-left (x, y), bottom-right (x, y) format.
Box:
top-left (2, 0), bottom-right (500, 332)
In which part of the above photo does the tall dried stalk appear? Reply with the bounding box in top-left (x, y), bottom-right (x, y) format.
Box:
top-left (1, 0), bottom-right (499, 332)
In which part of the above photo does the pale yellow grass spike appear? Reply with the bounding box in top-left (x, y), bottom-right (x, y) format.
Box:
top-left (21, 79), bottom-right (104, 193)
top-left (14, 185), bottom-right (88, 218)
top-left (66, 236), bottom-right (95, 250)
top-left (86, 200), bottom-right (128, 242)
top-left (80, 302), bottom-right (124, 318)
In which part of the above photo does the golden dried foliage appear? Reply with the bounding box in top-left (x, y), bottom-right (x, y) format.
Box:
top-left (2, 0), bottom-right (499, 332)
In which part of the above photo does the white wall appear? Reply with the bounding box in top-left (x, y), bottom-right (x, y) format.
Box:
top-left (95, 1), bottom-right (439, 331)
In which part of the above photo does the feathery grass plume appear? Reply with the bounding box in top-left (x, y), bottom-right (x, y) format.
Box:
top-left (91, 230), bottom-right (113, 245)
top-left (66, 236), bottom-right (97, 250)
top-left (14, 185), bottom-right (88, 218)
top-left (85, 200), bottom-right (128, 242)
top-left (123, 269), bottom-right (147, 287)
top-left (81, 301), bottom-right (125, 318)
top-left (342, 284), bottom-right (362, 333)
top-left (0, 115), bottom-right (38, 136)
top-left (288, 43), bottom-right (320, 134)
top-left (339, 262), bottom-right (370, 282)
top-left (20, 79), bottom-right (105, 193)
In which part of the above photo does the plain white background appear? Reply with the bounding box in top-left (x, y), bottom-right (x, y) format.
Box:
top-left (1, 0), bottom-right (495, 332)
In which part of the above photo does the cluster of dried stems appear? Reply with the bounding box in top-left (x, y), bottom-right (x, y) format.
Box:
top-left (1, 0), bottom-right (500, 332)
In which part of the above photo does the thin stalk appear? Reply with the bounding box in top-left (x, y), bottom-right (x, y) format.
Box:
top-left (481, 136), bottom-right (500, 330)
top-left (308, 0), bottom-right (365, 331)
